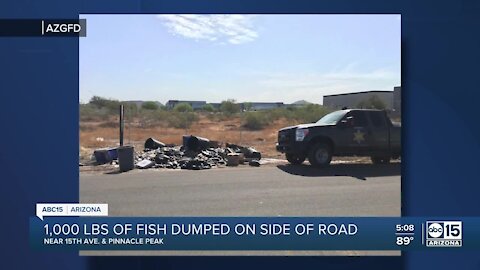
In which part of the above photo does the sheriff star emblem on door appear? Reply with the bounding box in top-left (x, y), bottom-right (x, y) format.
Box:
top-left (353, 129), bottom-right (365, 144)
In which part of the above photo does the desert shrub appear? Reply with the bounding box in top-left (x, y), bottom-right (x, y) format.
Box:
top-left (173, 102), bottom-right (193, 112)
top-left (208, 112), bottom-right (235, 122)
top-left (264, 108), bottom-right (290, 121)
top-left (243, 112), bottom-right (268, 130)
top-left (220, 99), bottom-right (241, 115)
top-left (79, 103), bottom-right (115, 121)
top-left (137, 109), bottom-right (169, 128)
top-left (289, 104), bottom-right (331, 123)
top-left (89, 96), bottom-right (121, 113)
top-left (242, 105), bottom-right (330, 125)
top-left (135, 109), bottom-right (197, 129)
top-left (123, 103), bottom-right (141, 118)
top-left (141, 101), bottom-right (159, 110)
top-left (201, 104), bottom-right (215, 112)
top-left (80, 103), bottom-right (99, 121)
top-left (166, 112), bottom-right (197, 129)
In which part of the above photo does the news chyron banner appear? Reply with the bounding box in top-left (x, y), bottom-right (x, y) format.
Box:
top-left (30, 204), bottom-right (480, 251)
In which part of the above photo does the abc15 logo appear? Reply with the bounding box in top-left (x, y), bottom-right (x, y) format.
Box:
top-left (426, 221), bottom-right (462, 240)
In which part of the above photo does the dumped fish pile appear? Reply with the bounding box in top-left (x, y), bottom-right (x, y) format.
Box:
top-left (86, 135), bottom-right (263, 171)
top-left (135, 136), bottom-right (262, 170)
top-left (136, 146), bottom-right (226, 170)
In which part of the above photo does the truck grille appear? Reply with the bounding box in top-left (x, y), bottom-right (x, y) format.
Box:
top-left (278, 130), bottom-right (292, 143)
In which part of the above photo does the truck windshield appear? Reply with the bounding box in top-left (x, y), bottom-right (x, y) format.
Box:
top-left (316, 110), bottom-right (348, 125)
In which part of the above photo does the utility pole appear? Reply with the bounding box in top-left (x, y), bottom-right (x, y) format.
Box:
top-left (119, 104), bottom-right (124, 146)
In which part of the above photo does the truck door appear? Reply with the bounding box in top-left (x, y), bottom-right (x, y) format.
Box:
top-left (366, 111), bottom-right (390, 153)
top-left (337, 110), bottom-right (371, 154)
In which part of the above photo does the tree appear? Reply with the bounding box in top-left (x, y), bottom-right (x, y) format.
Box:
top-left (141, 101), bottom-right (159, 110)
top-left (89, 96), bottom-right (107, 107)
top-left (220, 99), bottom-right (241, 115)
top-left (173, 102), bottom-right (193, 112)
top-left (89, 96), bottom-right (121, 112)
top-left (357, 95), bottom-right (387, 110)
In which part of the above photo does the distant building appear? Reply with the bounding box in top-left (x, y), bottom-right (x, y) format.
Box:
top-left (323, 90), bottom-right (395, 110)
top-left (203, 101), bottom-right (284, 111)
top-left (166, 100), bottom-right (207, 110)
top-left (208, 103), bottom-right (222, 110)
top-left (242, 102), bottom-right (284, 111)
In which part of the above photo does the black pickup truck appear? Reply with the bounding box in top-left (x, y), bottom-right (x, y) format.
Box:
top-left (276, 109), bottom-right (401, 167)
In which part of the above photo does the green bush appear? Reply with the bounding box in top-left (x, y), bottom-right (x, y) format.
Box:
top-left (141, 101), bottom-right (159, 110)
top-left (201, 104), bottom-right (215, 112)
top-left (173, 102), bottom-right (193, 112)
top-left (220, 99), bottom-right (241, 115)
top-left (295, 104), bottom-right (330, 123)
top-left (243, 112), bottom-right (268, 130)
top-left (80, 102), bottom-right (122, 121)
top-left (79, 103), bottom-right (100, 121)
top-left (166, 112), bottom-right (197, 129)
top-left (89, 96), bottom-right (121, 113)
top-left (137, 109), bottom-right (197, 129)
top-left (264, 108), bottom-right (290, 121)
top-left (256, 105), bottom-right (330, 124)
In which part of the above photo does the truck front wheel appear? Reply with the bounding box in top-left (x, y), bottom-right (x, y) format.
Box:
top-left (286, 153), bottom-right (306, 165)
top-left (308, 143), bottom-right (332, 167)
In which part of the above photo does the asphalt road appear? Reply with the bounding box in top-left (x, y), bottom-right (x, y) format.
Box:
top-left (80, 163), bottom-right (401, 217)
top-left (80, 163), bottom-right (400, 256)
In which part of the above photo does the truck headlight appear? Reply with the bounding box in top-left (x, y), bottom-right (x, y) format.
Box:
top-left (295, 128), bottom-right (309, 141)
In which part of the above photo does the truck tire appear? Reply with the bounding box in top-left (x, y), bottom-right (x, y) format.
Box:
top-left (286, 153), bottom-right (306, 165)
top-left (371, 156), bottom-right (391, 164)
top-left (308, 143), bottom-right (332, 167)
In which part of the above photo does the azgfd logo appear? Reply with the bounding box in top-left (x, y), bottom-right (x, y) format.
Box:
top-left (425, 221), bottom-right (462, 247)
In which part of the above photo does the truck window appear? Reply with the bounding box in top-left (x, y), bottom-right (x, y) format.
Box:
top-left (316, 110), bottom-right (348, 125)
top-left (347, 111), bottom-right (368, 127)
top-left (368, 111), bottom-right (387, 127)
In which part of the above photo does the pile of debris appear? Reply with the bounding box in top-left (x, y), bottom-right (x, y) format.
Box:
top-left (136, 136), bottom-right (262, 170)
top-left (93, 136), bottom-right (262, 171)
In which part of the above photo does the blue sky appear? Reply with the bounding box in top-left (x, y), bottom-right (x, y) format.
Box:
top-left (80, 15), bottom-right (400, 104)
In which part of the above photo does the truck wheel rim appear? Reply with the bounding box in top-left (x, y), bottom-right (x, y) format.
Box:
top-left (315, 148), bottom-right (329, 163)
